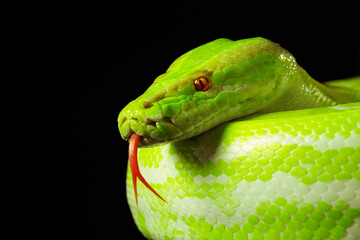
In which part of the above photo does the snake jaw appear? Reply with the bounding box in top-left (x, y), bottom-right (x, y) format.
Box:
top-left (129, 133), bottom-right (166, 206)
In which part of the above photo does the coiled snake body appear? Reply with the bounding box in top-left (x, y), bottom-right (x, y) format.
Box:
top-left (118, 38), bottom-right (360, 239)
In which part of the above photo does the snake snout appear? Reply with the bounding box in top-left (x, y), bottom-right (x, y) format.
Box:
top-left (117, 115), bottom-right (134, 141)
top-left (118, 99), bottom-right (169, 145)
top-left (119, 116), bottom-right (150, 144)
top-left (119, 97), bottom-right (187, 146)
top-left (118, 100), bottom-right (147, 141)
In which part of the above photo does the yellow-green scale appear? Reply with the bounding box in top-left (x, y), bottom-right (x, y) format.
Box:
top-left (126, 102), bottom-right (360, 239)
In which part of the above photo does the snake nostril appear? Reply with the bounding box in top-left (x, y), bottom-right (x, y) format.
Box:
top-left (144, 102), bottom-right (153, 109)
top-left (147, 120), bottom-right (156, 127)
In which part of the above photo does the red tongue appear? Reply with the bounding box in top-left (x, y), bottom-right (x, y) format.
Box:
top-left (129, 133), bottom-right (166, 206)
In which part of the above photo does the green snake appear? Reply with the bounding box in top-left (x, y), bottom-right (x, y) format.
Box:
top-left (118, 37), bottom-right (360, 239)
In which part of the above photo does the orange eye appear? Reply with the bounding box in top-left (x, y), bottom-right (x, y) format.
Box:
top-left (194, 77), bottom-right (211, 91)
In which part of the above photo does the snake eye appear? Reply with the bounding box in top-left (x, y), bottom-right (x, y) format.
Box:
top-left (194, 77), bottom-right (211, 91)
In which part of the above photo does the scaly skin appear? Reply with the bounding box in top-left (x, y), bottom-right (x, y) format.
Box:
top-left (118, 37), bottom-right (360, 239)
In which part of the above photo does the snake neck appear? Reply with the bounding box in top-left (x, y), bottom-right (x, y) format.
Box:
top-left (263, 67), bottom-right (360, 113)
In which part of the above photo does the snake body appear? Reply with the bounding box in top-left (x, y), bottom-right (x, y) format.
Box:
top-left (118, 38), bottom-right (360, 239)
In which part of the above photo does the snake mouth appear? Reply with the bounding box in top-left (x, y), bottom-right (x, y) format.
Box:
top-left (118, 115), bottom-right (182, 147)
top-left (118, 98), bottom-right (184, 146)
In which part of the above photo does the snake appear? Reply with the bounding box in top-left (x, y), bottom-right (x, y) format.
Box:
top-left (118, 37), bottom-right (360, 239)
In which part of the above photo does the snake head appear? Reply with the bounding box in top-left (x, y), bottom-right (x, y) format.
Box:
top-left (118, 37), bottom-right (296, 146)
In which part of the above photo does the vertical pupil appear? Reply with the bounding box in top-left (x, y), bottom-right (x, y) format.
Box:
top-left (199, 79), bottom-right (205, 88)
top-left (195, 77), bottom-right (209, 91)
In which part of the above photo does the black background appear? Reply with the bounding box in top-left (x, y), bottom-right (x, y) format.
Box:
top-left (12, 3), bottom-right (359, 239)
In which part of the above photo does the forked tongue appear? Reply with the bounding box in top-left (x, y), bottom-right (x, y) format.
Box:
top-left (129, 133), bottom-right (166, 206)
